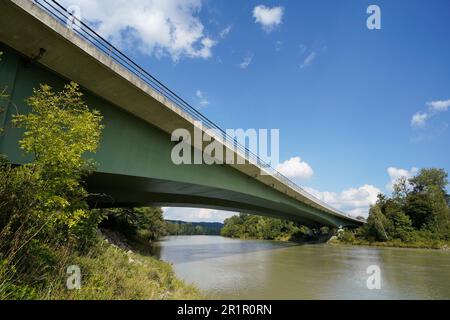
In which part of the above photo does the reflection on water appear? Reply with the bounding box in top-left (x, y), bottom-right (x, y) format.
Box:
top-left (153, 236), bottom-right (450, 300)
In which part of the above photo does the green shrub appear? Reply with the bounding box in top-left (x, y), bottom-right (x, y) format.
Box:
top-left (337, 229), bottom-right (356, 243)
top-left (100, 207), bottom-right (166, 241)
top-left (0, 82), bottom-right (104, 295)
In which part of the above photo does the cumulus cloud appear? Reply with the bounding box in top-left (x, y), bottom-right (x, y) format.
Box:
top-left (253, 5), bottom-right (284, 32)
top-left (240, 52), bottom-right (254, 69)
top-left (60, 0), bottom-right (216, 61)
top-left (305, 184), bottom-right (381, 218)
top-left (427, 99), bottom-right (450, 112)
top-left (276, 157), bottom-right (314, 180)
top-left (163, 207), bottom-right (236, 222)
top-left (340, 185), bottom-right (381, 208)
top-left (300, 51), bottom-right (317, 69)
top-left (386, 167), bottom-right (419, 192)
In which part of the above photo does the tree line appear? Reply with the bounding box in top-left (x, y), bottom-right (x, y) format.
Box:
top-left (99, 207), bottom-right (223, 240)
top-left (221, 168), bottom-right (450, 249)
top-left (165, 220), bottom-right (223, 236)
top-left (221, 213), bottom-right (331, 242)
top-left (340, 168), bottom-right (450, 248)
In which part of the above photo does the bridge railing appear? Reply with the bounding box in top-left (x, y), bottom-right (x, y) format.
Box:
top-left (32, 0), bottom-right (357, 221)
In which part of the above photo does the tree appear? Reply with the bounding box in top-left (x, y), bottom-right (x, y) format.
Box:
top-left (404, 168), bottom-right (450, 238)
top-left (222, 213), bottom-right (304, 241)
top-left (135, 207), bottom-right (166, 240)
top-left (221, 215), bottom-right (243, 238)
top-left (1, 82), bottom-right (104, 288)
top-left (1, 82), bottom-right (104, 252)
top-left (377, 194), bottom-right (402, 219)
top-left (410, 168), bottom-right (448, 194)
top-left (12, 82), bottom-right (104, 230)
top-left (426, 186), bottom-right (450, 238)
top-left (404, 193), bottom-right (433, 229)
top-left (363, 205), bottom-right (391, 241)
top-left (101, 207), bottom-right (167, 240)
top-left (392, 176), bottom-right (410, 205)
top-left (390, 210), bottom-right (414, 241)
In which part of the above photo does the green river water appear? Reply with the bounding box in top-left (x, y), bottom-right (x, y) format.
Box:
top-left (152, 235), bottom-right (450, 300)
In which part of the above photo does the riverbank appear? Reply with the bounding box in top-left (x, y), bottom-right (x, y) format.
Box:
top-left (222, 233), bottom-right (450, 250)
top-left (60, 231), bottom-right (202, 300)
top-left (222, 235), bottom-right (331, 245)
top-left (0, 231), bottom-right (202, 300)
top-left (328, 237), bottom-right (450, 250)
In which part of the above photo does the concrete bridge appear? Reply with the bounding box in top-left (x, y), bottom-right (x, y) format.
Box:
top-left (0, 0), bottom-right (363, 228)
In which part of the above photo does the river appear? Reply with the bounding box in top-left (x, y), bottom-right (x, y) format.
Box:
top-left (152, 235), bottom-right (450, 300)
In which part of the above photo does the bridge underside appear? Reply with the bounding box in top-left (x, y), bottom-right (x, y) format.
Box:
top-left (88, 172), bottom-right (328, 227)
top-left (0, 41), bottom-right (359, 228)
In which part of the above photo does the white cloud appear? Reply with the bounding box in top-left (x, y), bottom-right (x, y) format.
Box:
top-left (411, 112), bottom-right (428, 127)
top-left (304, 188), bottom-right (339, 205)
top-left (386, 167), bottom-right (419, 192)
top-left (427, 99), bottom-right (450, 112)
top-left (300, 51), bottom-right (317, 68)
top-left (347, 207), bottom-right (370, 218)
top-left (253, 5), bottom-right (284, 32)
top-left (60, 0), bottom-right (216, 61)
top-left (305, 184), bottom-right (381, 218)
top-left (196, 89), bottom-right (209, 107)
top-left (340, 185), bottom-right (381, 208)
top-left (219, 25), bottom-right (232, 38)
top-left (276, 157), bottom-right (314, 180)
top-left (240, 52), bottom-right (254, 69)
top-left (163, 207), bottom-right (236, 222)
top-left (411, 99), bottom-right (450, 129)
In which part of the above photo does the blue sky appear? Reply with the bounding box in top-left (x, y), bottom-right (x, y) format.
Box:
top-left (60, 0), bottom-right (450, 221)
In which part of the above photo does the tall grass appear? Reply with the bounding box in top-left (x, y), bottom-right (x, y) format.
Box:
top-left (0, 235), bottom-right (202, 300)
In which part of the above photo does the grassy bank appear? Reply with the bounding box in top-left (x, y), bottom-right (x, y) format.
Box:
top-left (0, 232), bottom-right (202, 300)
top-left (57, 234), bottom-right (202, 300)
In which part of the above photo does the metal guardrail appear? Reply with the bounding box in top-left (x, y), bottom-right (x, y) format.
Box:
top-left (32, 0), bottom-right (358, 221)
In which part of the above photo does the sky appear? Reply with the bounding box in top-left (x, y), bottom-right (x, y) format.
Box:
top-left (59, 0), bottom-right (450, 221)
